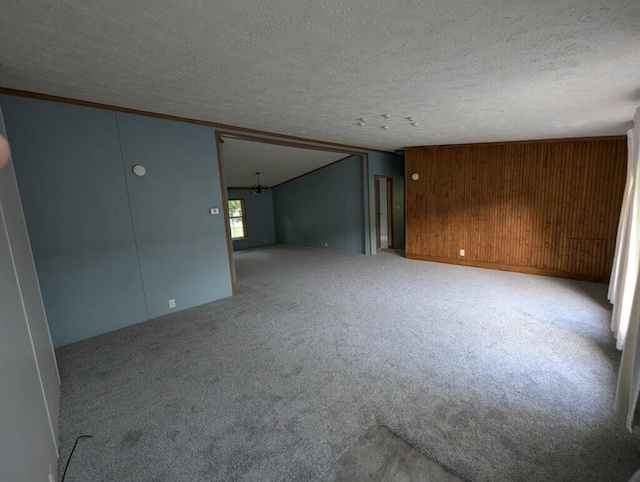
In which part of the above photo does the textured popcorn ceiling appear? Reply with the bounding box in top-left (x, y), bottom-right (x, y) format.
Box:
top-left (0, 0), bottom-right (639, 151)
top-left (221, 138), bottom-right (347, 187)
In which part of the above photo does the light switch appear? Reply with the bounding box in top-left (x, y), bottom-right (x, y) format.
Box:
top-left (210, 207), bottom-right (220, 215)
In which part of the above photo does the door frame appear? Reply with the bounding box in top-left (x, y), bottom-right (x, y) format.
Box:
top-left (374, 175), bottom-right (393, 250)
top-left (215, 131), bottom-right (372, 291)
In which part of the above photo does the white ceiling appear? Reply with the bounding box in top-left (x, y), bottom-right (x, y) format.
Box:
top-left (221, 137), bottom-right (348, 187)
top-left (1, 1), bottom-right (639, 151)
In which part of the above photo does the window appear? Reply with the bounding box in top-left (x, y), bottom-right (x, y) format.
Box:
top-left (228, 199), bottom-right (247, 239)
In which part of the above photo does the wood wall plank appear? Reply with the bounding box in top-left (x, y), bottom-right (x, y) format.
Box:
top-left (405, 137), bottom-right (627, 282)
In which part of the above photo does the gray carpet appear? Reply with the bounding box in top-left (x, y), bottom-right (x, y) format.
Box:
top-left (56, 245), bottom-right (640, 481)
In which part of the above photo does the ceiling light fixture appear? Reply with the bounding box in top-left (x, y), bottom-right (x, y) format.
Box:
top-left (410, 123), bottom-right (419, 127)
top-left (381, 126), bottom-right (389, 130)
top-left (382, 114), bottom-right (391, 119)
top-left (359, 118), bottom-right (367, 122)
top-left (251, 172), bottom-right (269, 194)
top-left (407, 117), bottom-right (415, 122)
top-left (357, 122), bottom-right (366, 127)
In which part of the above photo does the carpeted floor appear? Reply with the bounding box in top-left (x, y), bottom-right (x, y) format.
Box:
top-left (56, 245), bottom-right (640, 481)
top-left (320, 424), bottom-right (464, 481)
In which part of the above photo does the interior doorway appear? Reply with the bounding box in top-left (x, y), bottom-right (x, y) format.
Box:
top-left (375, 176), bottom-right (393, 250)
top-left (216, 132), bottom-right (365, 291)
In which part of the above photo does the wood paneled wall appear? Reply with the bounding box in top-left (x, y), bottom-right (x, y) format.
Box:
top-left (405, 137), bottom-right (627, 282)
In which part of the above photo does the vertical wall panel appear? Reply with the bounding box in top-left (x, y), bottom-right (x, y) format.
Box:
top-left (117, 113), bottom-right (232, 320)
top-left (298, 174), bottom-right (318, 248)
top-left (273, 155), bottom-right (365, 254)
top-left (405, 137), bottom-right (627, 281)
top-left (3, 95), bottom-right (235, 346)
top-left (0, 105), bottom-right (59, 435)
top-left (1, 95), bottom-right (147, 346)
top-left (0, 185), bottom-right (58, 482)
top-left (315, 163), bottom-right (348, 251)
top-left (345, 157), bottom-right (366, 254)
top-left (0, 104), bottom-right (58, 482)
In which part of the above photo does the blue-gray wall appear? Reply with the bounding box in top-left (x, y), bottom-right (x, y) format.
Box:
top-left (0, 95), bottom-right (232, 346)
top-left (1, 96), bottom-right (147, 346)
top-left (227, 188), bottom-right (276, 250)
top-left (117, 113), bottom-right (231, 320)
top-left (273, 156), bottom-right (365, 253)
top-left (0, 106), bottom-right (59, 481)
top-left (368, 152), bottom-right (405, 254)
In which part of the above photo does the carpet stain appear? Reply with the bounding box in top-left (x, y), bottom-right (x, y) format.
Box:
top-left (284, 365), bottom-right (304, 377)
top-left (121, 429), bottom-right (143, 449)
top-left (320, 424), bottom-right (464, 481)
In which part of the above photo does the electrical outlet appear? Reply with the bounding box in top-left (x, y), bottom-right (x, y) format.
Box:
top-left (460, 248), bottom-right (465, 257)
top-left (264, 238), bottom-right (268, 244)
top-left (168, 299), bottom-right (176, 308)
top-left (324, 242), bottom-right (328, 247)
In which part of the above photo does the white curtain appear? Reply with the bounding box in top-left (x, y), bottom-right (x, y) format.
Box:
top-left (611, 107), bottom-right (640, 432)
top-left (610, 129), bottom-right (637, 349)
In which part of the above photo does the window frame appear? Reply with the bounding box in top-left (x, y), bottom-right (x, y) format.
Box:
top-left (228, 198), bottom-right (248, 239)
